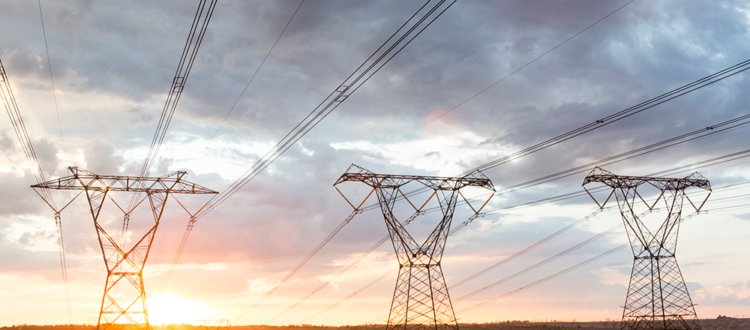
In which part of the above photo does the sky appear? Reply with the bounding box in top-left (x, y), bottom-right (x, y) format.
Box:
top-left (1, 0), bottom-right (750, 326)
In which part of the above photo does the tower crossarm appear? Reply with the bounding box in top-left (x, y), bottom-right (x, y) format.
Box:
top-left (582, 167), bottom-right (711, 191)
top-left (30, 167), bottom-right (218, 195)
top-left (334, 164), bottom-right (495, 191)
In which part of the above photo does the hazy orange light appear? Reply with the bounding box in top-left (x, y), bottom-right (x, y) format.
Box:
top-left (148, 291), bottom-right (211, 325)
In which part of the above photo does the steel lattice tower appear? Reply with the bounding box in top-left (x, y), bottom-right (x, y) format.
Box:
top-left (582, 167), bottom-right (711, 330)
top-left (31, 167), bottom-right (218, 330)
top-left (334, 165), bottom-right (495, 330)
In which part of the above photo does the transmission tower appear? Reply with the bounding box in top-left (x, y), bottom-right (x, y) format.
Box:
top-left (582, 167), bottom-right (711, 330)
top-left (200, 319), bottom-right (230, 330)
top-left (31, 167), bottom-right (218, 330)
top-left (334, 164), bottom-right (495, 330)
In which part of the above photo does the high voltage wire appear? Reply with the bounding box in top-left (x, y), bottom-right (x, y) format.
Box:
top-left (195, 6), bottom-right (744, 321)
top-left (232, 58), bottom-right (750, 323)
top-left (0, 57), bottom-right (73, 322)
top-left (416, 111), bottom-right (750, 217)
top-left (83, 0), bottom-right (218, 295)
top-left (264, 213), bottom-right (424, 324)
top-left (37, 0), bottom-right (66, 159)
top-left (199, 0), bottom-right (456, 221)
top-left (454, 222), bottom-right (623, 303)
top-left (300, 158), bottom-right (750, 323)
top-left (184, 1), bottom-right (310, 293)
top-left (130, 0), bottom-right (218, 211)
top-left (211, 0), bottom-right (306, 141)
top-left (360, 195), bottom-right (750, 324)
top-left (267, 111), bottom-right (750, 323)
top-left (300, 208), bottom-right (609, 324)
top-left (453, 200), bottom-right (750, 314)
top-left (456, 245), bottom-right (629, 313)
top-left (162, 0), bottom-right (457, 305)
top-left (466, 59), bottom-right (750, 174)
top-left (388, 0), bottom-right (636, 147)
top-left (336, 57), bottom-right (750, 218)
top-left (449, 208), bottom-right (614, 290)
top-left (37, 2), bottom-right (74, 321)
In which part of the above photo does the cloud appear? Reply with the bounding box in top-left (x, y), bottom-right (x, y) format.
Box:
top-left (695, 280), bottom-right (750, 306)
top-left (83, 138), bottom-right (125, 174)
top-left (1, 0), bottom-right (750, 325)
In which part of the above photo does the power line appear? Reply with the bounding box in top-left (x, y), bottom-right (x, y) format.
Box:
top-left (198, 0), bottom-right (456, 220)
top-left (454, 196), bottom-right (750, 314)
top-left (456, 245), bottom-right (628, 313)
top-left (300, 156), bottom-right (750, 323)
top-left (37, 0), bottom-right (66, 159)
top-left (344, 57), bottom-right (750, 220)
top-left (454, 223), bottom-right (622, 303)
top-left (0, 56), bottom-right (72, 322)
top-left (190, 13), bottom-right (748, 322)
top-left (286, 113), bottom-right (750, 319)
top-left (211, 0), bottom-right (306, 141)
top-left (276, 115), bottom-right (750, 322)
top-left (136, 0), bottom-right (218, 181)
top-left (162, 0), bottom-right (457, 310)
top-left (389, 0), bottom-right (636, 147)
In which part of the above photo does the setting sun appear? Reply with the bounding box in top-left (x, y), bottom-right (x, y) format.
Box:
top-left (148, 292), bottom-right (213, 325)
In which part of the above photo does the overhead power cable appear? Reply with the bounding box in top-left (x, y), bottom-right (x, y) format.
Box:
top-left (456, 244), bottom-right (628, 313)
top-left (103, 0), bottom-right (217, 294)
top-left (390, 0), bottom-right (636, 146)
top-left (412, 111), bottom-right (750, 219)
top-left (466, 59), bottom-right (750, 175)
top-left (367, 57), bottom-right (750, 212)
top-left (300, 207), bottom-right (609, 324)
top-left (211, 0), bottom-right (306, 140)
top-left (453, 191), bottom-right (750, 315)
top-left (160, 0), bottom-right (456, 310)
top-left (130, 0), bottom-right (218, 210)
top-left (0, 60), bottom-right (51, 189)
top-left (227, 7), bottom-right (647, 320)
top-left (240, 10), bottom-right (746, 324)
top-left (301, 157), bottom-right (750, 323)
top-left (454, 222), bottom-right (622, 302)
top-left (368, 199), bottom-right (728, 323)
top-left (200, 0), bottom-right (456, 220)
top-left (331, 57), bottom-right (750, 221)
top-left (37, 0), bottom-right (66, 159)
top-left (271, 112), bottom-right (750, 322)
top-left (0, 57), bottom-right (71, 322)
top-left (265, 212), bottom-right (425, 324)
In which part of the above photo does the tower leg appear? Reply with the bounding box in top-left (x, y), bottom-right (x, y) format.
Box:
top-left (85, 190), bottom-right (167, 330)
top-left (376, 188), bottom-right (459, 330)
top-left (615, 189), bottom-right (700, 330)
top-left (386, 264), bottom-right (458, 330)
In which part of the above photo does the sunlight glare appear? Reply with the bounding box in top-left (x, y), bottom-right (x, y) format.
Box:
top-left (148, 292), bottom-right (211, 325)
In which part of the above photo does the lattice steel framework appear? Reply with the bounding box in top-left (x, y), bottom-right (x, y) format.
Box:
top-left (582, 167), bottom-right (711, 330)
top-left (334, 165), bottom-right (495, 330)
top-left (31, 167), bottom-right (217, 330)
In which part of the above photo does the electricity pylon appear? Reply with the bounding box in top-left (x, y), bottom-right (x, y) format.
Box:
top-left (582, 167), bottom-right (711, 330)
top-left (334, 164), bottom-right (495, 330)
top-left (200, 319), bottom-right (229, 330)
top-left (31, 167), bottom-right (218, 330)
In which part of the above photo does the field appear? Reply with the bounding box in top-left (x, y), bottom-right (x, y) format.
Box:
top-left (4, 318), bottom-right (750, 330)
